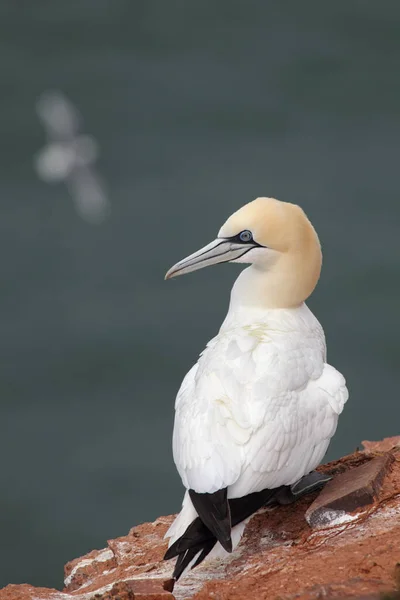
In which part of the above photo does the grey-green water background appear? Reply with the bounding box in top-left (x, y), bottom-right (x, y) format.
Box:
top-left (1, 0), bottom-right (399, 589)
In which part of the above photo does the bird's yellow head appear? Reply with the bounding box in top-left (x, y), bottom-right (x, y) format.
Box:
top-left (165, 197), bottom-right (322, 308)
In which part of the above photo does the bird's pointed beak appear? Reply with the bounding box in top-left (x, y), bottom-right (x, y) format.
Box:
top-left (165, 238), bottom-right (253, 280)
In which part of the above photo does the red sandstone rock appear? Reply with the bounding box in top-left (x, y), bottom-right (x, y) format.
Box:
top-left (92, 579), bottom-right (175, 599)
top-left (1, 437), bottom-right (400, 600)
top-left (305, 453), bottom-right (394, 527)
top-left (0, 585), bottom-right (66, 600)
top-left (362, 435), bottom-right (400, 453)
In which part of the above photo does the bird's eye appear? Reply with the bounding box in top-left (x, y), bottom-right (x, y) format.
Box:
top-left (239, 230), bottom-right (253, 243)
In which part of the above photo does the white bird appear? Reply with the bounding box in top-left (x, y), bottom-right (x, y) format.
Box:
top-left (163, 197), bottom-right (348, 579)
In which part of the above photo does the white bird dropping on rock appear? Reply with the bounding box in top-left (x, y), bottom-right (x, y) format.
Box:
top-left (164, 197), bottom-right (349, 579)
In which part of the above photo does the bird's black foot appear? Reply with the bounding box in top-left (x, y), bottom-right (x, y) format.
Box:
top-left (269, 470), bottom-right (332, 506)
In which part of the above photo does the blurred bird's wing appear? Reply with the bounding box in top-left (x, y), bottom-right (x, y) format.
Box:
top-left (36, 91), bottom-right (81, 142)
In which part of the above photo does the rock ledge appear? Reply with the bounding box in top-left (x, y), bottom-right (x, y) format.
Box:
top-left (1, 437), bottom-right (400, 600)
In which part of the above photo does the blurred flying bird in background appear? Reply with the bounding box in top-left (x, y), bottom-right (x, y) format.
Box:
top-left (35, 91), bottom-right (109, 224)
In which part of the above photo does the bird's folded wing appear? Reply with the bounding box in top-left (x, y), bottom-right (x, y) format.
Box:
top-left (173, 337), bottom-right (348, 495)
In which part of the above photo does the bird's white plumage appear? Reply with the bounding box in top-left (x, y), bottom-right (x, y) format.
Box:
top-left (166, 303), bottom-right (348, 555)
top-left (172, 303), bottom-right (347, 499)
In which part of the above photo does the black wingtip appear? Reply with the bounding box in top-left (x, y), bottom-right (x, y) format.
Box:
top-left (164, 545), bottom-right (176, 561)
top-left (172, 546), bottom-right (201, 580)
top-left (189, 488), bottom-right (232, 551)
top-left (164, 517), bottom-right (212, 561)
top-left (172, 551), bottom-right (188, 580)
top-left (172, 538), bottom-right (218, 580)
top-left (219, 535), bottom-right (232, 553)
top-left (191, 539), bottom-right (216, 570)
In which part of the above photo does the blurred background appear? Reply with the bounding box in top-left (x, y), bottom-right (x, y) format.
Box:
top-left (1, 0), bottom-right (399, 589)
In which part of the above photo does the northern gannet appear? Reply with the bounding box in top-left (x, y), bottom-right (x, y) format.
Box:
top-left (164, 197), bottom-right (348, 579)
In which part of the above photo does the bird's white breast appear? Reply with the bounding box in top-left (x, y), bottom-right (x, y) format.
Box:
top-left (172, 303), bottom-right (348, 496)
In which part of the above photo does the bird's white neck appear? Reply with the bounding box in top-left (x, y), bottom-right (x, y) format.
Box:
top-left (219, 265), bottom-right (320, 336)
top-left (228, 264), bottom-right (299, 313)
